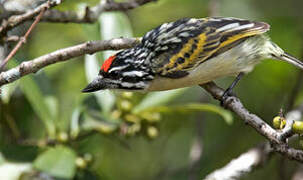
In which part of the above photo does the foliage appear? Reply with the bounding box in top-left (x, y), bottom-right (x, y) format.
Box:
top-left (0, 0), bottom-right (303, 179)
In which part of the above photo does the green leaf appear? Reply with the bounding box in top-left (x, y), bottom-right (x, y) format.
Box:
top-left (70, 107), bottom-right (81, 139)
top-left (20, 76), bottom-right (55, 137)
top-left (82, 112), bottom-right (118, 134)
top-left (132, 89), bottom-right (188, 113)
top-left (10, 59), bottom-right (56, 137)
top-left (142, 103), bottom-right (233, 124)
top-left (0, 82), bottom-right (17, 104)
top-left (44, 96), bottom-right (59, 120)
top-left (34, 146), bottom-right (77, 179)
top-left (0, 153), bottom-right (5, 165)
top-left (99, 12), bottom-right (133, 58)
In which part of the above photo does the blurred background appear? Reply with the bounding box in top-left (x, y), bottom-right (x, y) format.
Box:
top-left (0, 0), bottom-right (303, 179)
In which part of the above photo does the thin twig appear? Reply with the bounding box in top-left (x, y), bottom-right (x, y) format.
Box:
top-left (3, 0), bottom-right (158, 24)
top-left (0, 7), bottom-right (46, 72)
top-left (3, 36), bottom-right (20, 43)
top-left (44, 0), bottom-right (157, 23)
top-left (0, 0), bottom-right (61, 37)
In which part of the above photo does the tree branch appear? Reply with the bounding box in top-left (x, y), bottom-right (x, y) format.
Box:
top-left (201, 82), bottom-right (281, 143)
top-left (0, 37), bottom-right (141, 87)
top-left (0, 0), bottom-right (62, 37)
top-left (204, 143), bottom-right (272, 180)
top-left (0, 6), bottom-right (46, 71)
top-left (204, 104), bottom-right (303, 179)
top-left (200, 82), bottom-right (303, 163)
top-left (32, 0), bottom-right (157, 24)
top-left (3, 36), bottom-right (20, 43)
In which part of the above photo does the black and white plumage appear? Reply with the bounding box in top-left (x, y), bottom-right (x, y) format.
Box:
top-left (82, 17), bottom-right (303, 93)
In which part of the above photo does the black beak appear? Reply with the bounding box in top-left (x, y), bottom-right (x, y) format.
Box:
top-left (82, 76), bottom-right (106, 93)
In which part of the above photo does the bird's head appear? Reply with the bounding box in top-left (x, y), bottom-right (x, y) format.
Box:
top-left (82, 48), bottom-right (154, 93)
top-left (82, 55), bottom-right (117, 93)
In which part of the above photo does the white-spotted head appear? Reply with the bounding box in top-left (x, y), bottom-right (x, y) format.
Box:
top-left (82, 48), bottom-right (155, 93)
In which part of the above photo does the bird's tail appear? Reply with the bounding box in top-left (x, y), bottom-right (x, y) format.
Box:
top-left (279, 52), bottom-right (303, 70)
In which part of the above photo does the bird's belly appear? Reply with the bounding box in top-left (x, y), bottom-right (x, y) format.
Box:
top-left (147, 59), bottom-right (238, 91)
top-left (146, 45), bottom-right (261, 91)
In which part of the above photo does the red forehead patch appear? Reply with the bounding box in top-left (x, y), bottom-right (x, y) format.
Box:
top-left (101, 55), bottom-right (116, 72)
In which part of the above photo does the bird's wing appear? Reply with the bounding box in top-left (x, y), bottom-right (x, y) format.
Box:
top-left (141, 17), bottom-right (270, 78)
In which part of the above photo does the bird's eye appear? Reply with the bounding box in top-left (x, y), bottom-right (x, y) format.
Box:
top-left (99, 70), bottom-right (107, 76)
top-left (109, 71), bottom-right (119, 79)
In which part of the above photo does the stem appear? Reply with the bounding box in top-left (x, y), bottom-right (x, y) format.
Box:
top-left (0, 6), bottom-right (46, 72)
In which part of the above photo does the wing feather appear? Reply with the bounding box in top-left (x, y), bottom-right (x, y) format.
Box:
top-left (142, 17), bottom-right (270, 78)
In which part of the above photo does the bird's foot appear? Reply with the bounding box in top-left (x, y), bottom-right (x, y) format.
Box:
top-left (220, 88), bottom-right (235, 108)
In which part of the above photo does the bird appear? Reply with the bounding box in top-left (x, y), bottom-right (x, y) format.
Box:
top-left (82, 17), bottom-right (303, 100)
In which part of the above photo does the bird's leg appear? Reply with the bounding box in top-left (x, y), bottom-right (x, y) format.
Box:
top-left (220, 72), bottom-right (244, 107)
